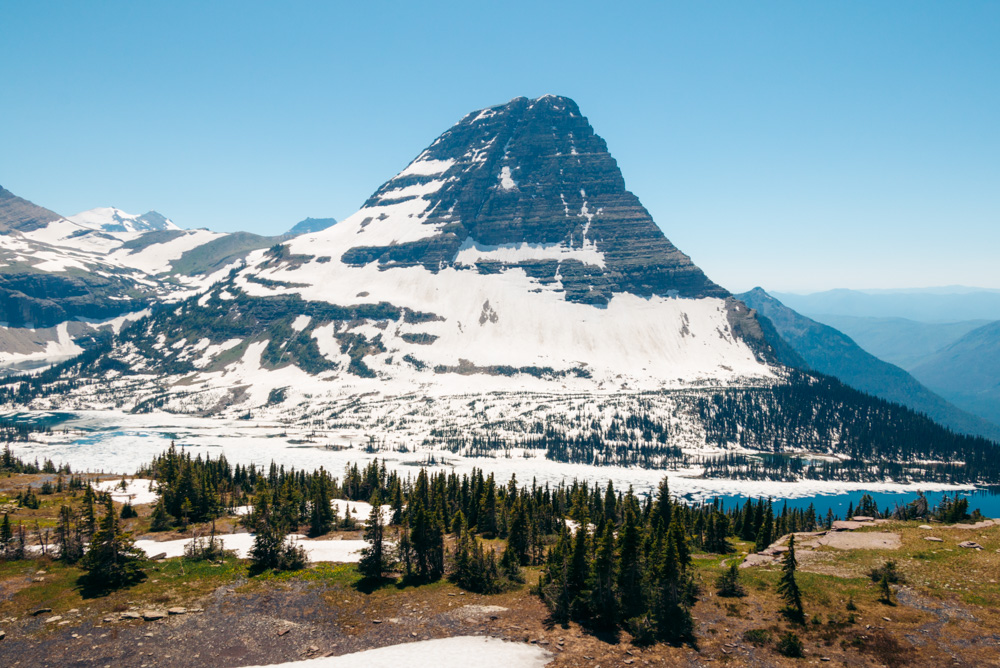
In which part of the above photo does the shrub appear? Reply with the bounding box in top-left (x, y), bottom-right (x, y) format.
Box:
top-left (715, 562), bottom-right (745, 597)
top-left (742, 628), bottom-right (771, 646)
top-left (776, 631), bottom-right (804, 657)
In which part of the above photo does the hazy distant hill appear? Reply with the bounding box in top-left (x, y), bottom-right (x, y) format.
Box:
top-left (807, 314), bottom-right (989, 370)
top-left (739, 288), bottom-right (1000, 441)
top-left (911, 320), bottom-right (1000, 428)
top-left (772, 287), bottom-right (1000, 323)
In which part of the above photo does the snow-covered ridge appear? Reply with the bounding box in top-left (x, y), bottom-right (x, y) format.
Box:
top-left (68, 207), bottom-right (180, 234)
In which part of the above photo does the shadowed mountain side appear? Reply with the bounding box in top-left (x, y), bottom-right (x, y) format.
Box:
top-left (911, 320), bottom-right (1000, 428)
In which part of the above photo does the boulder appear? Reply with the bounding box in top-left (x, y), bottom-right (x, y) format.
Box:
top-left (958, 541), bottom-right (983, 550)
top-left (142, 611), bottom-right (167, 621)
top-left (923, 536), bottom-right (943, 542)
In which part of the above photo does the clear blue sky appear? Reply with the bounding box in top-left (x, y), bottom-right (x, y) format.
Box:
top-left (2, 1), bottom-right (997, 293)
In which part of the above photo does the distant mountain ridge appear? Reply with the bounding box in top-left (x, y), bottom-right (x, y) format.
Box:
top-left (68, 207), bottom-right (180, 234)
top-left (286, 217), bottom-right (337, 236)
top-left (806, 314), bottom-right (989, 370)
top-left (738, 288), bottom-right (1000, 441)
top-left (773, 288), bottom-right (1000, 322)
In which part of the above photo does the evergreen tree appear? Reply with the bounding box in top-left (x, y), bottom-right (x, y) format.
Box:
top-left (56, 505), bottom-right (84, 563)
top-left (0, 513), bottom-right (11, 547)
top-left (248, 487), bottom-right (307, 572)
top-left (879, 572), bottom-right (894, 605)
top-left (715, 562), bottom-right (745, 597)
top-left (652, 533), bottom-right (693, 643)
top-left (308, 475), bottom-right (334, 537)
top-left (588, 523), bottom-right (618, 629)
top-left (616, 504), bottom-right (645, 621)
top-left (358, 491), bottom-right (390, 580)
top-left (777, 534), bottom-right (804, 623)
top-left (81, 484), bottom-right (97, 539)
top-left (149, 498), bottom-right (173, 532)
top-left (80, 495), bottom-right (146, 590)
top-left (754, 502), bottom-right (774, 552)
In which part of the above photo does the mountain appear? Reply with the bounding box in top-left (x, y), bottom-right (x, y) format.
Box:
top-left (805, 314), bottom-right (989, 370)
top-left (737, 288), bottom-right (1000, 441)
top-left (772, 288), bottom-right (1000, 323)
top-left (911, 320), bottom-right (1000, 427)
top-left (286, 217), bottom-right (337, 236)
top-left (5, 96), bottom-right (998, 483)
top-left (78, 95), bottom-right (780, 402)
top-left (68, 207), bottom-right (180, 234)
top-left (0, 190), bottom-right (258, 370)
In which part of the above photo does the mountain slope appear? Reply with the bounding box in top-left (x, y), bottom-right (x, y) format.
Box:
top-left (911, 320), bottom-right (1000, 427)
top-left (286, 217), bottom-right (337, 236)
top-left (738, 288), bottom-right (1000, 441)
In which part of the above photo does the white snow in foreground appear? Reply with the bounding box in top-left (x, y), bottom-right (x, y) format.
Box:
top-left (237, 636), bottom-right (552, 668)
top-left (94, 478), bottom-right (159, 505)
top-left (134, 533), bottom-right (373, 562)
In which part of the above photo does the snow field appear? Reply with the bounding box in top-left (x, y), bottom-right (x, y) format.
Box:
top-left (94, 478), bottom-right (159, 506)
top-left (134, 533), bottom-right (374, 562)
top-left (236, 636), bottom-right (552, 668)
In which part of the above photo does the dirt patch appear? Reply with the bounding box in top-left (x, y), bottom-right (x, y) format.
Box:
top-left (817, 531), bottom-right (901, 550)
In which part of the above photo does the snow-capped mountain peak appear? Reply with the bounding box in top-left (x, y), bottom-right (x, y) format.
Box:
top-left (68, 206), bottom-right (180, 234)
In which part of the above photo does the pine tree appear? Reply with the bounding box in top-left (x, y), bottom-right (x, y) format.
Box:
top-left (879, 572), bottom-right (894, 605)
top-left (56, 505), bottom-right (83, 563)
top-left (715, 562), bottom-right (745, 597)
top-left (588, 523), bottom-right (617, 629)
top-left (617, 505), bottom-right (644, 621)
top-left (80, 495), bottom-right (146, 590)
top-left (777, 534), bottom-right (804, 623)
top-left (652, 532), bottom-right (693, 643)
top-left (754, 502), bottom-right (774, 552)
top-left (499, 541), bottom-right (524, 584)
top-left (81, 484), bottom-right (97, 539)
top-left (507, 498), bottom-right (530, 565)
top-left (358, 491), bottom-right (390, 580)
top-left (0, 513), bottom-right (11, 547)
top-left (149, 498), bottom-right (173, 532)
top-left (308, 476), bottom-right (333, 537)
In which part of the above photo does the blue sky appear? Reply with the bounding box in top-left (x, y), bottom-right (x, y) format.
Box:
top-left (2, 1), bottom-right (997, 292)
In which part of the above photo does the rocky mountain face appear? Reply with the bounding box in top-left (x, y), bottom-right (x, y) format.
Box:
top-left (341, 96), bottom-right (726, 304)
top-left (737, 288), bottom-right (1000, 441)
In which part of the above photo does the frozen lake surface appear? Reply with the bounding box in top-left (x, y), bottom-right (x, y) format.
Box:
top-left (5, 410), bottom-right (990, 512)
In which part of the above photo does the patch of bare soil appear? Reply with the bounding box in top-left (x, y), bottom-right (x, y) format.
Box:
top-left (817, 531), bottom-right (902, 550)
